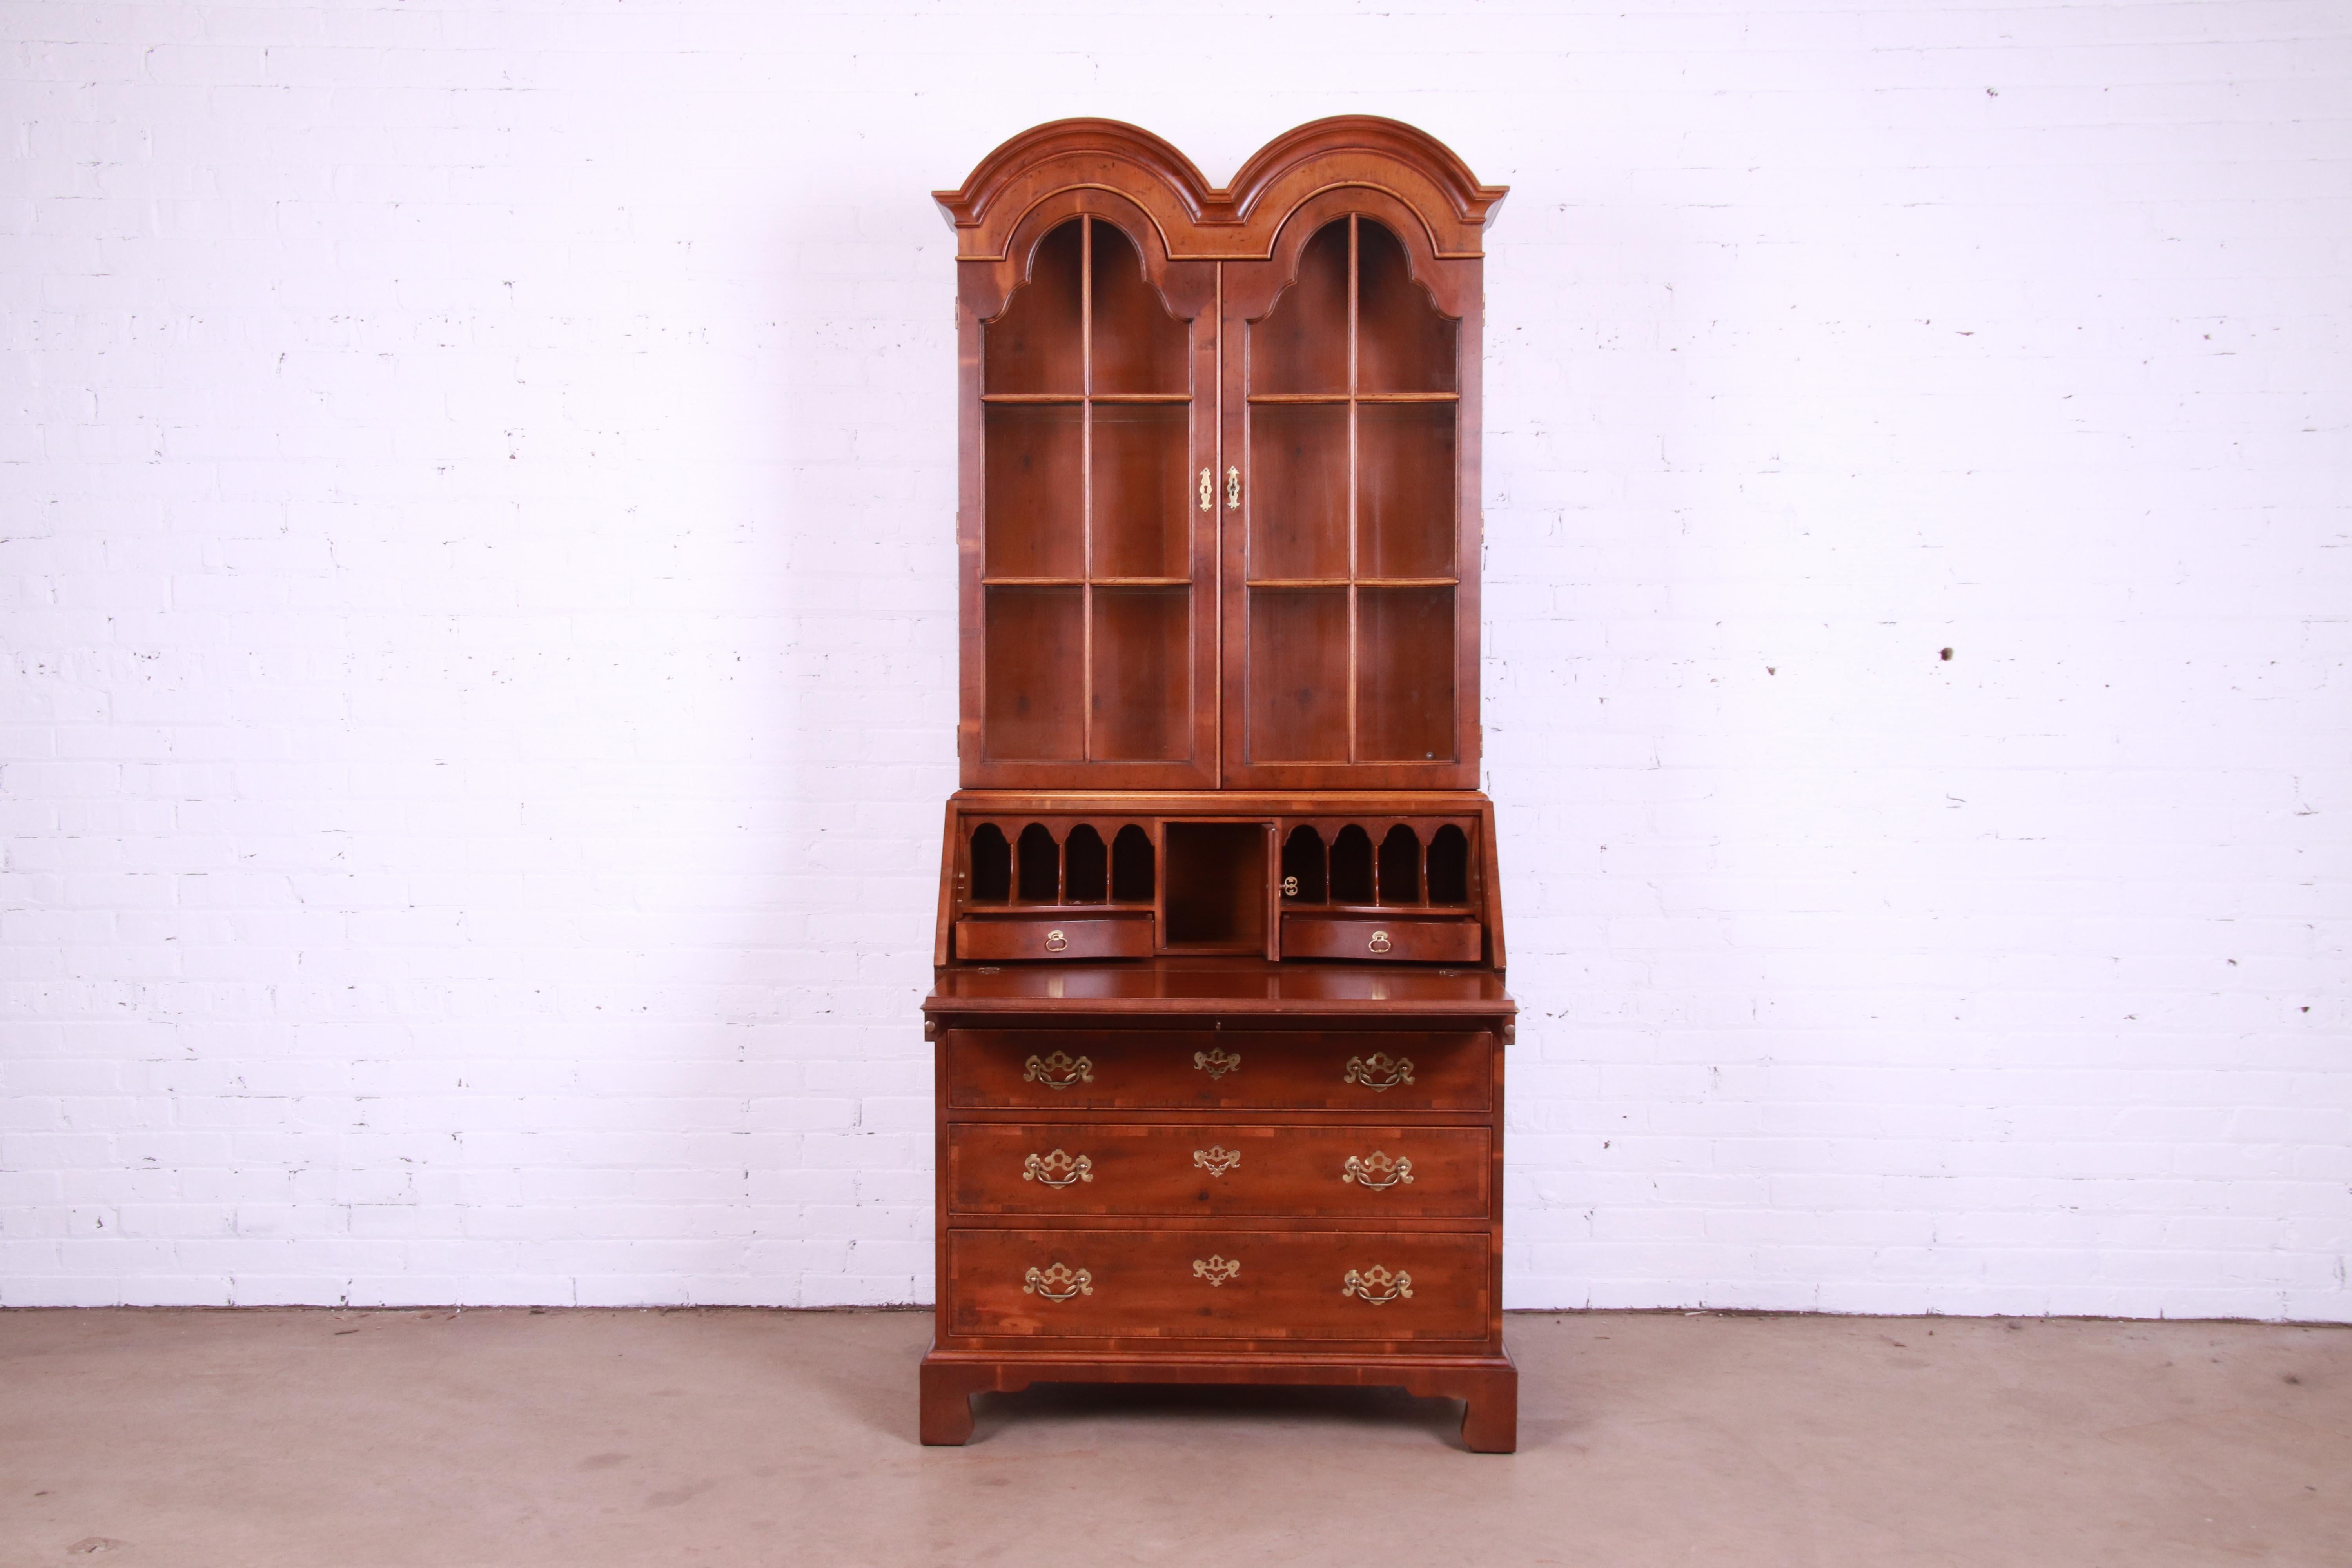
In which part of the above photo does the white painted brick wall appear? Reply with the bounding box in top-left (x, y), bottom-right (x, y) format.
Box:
top-left (3, 0), bottom-right (2346, 1318)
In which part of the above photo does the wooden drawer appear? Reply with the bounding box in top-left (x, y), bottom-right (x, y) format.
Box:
top-left (956, 913), bottom-right (1151, 962)
top-left (946, 1228), bottom-right (1491, 1341)
top-left (944, 1029), bottom-right (1494, 1113)
top-left (1281, 913), bottom-right (1482, 963)
top-left (948, 1123), bottom-right (1490, 1218)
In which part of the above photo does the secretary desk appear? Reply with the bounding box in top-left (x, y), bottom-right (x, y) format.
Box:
top-left (918, 117), bottom-right (1516, 1451)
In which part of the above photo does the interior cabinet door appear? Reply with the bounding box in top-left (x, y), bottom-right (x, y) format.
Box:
top-left (1219, 202), bottom-right (1483, 790)
top-left (963, 207), bottom-right (1221, 788)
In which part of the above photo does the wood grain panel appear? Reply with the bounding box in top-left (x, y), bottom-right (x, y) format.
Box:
top-left (948, 1123), bottom-right (1489, 1217)
top-left (945, 1028), bottom-right (1491, 1112)
top-left (945, 1227), bottom-right (1491, 1341)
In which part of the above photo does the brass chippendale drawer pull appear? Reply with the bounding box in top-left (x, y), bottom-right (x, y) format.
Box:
top-left (1193, 1145), bottom-right (1240, 1178)
top-left (1367, 929), bottom-right (1392, 953)
top-left (1193, 1047), bottom-right (1241, 1080)
top-left (1342, 1266), bottom-right (1413, 1305)
top-left (1192, 1255), bottom-right (1240, 1288)
top-left (1022, 1149), bottom-right (1092, 1187)
top-left (1343, 1053), bottom-right (1415, 1091)
top-left (1022, 1051), bottom-right (1093, 1089)
top-left (1342, 1151), bottom-right (1413, 1189)
top-left (1023, 1263), bottom-right (1092, 1301)
top-left (1198, 467), bottom-right (1214, 512)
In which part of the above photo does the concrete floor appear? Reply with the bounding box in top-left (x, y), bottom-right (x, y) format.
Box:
top-left (0, 1308), bottom-right (2345, 1567)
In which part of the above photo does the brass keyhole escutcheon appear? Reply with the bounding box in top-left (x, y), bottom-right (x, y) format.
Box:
top-left (1192, 1255), bottom-right (1240, 1288)
top-left (1367, 930), bottom-right (1392, 954)
top-left (1225, 465), bottom-right (1241, 510)
top-left (1044, 928), bottom-right (1068, 952)
top-left (1193, 1145), bottom-right (1241, 1178)
top-left (1197, 467), bottom-right (1213, 512)
top-left (1193, 1048), bottom-right (1241, 1080)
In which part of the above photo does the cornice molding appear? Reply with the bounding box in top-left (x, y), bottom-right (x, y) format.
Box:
top-left (934, 116), bottom-right (1508, 262)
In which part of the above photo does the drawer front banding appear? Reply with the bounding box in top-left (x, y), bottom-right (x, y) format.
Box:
top-left (946, 1029), bottom-right (1494, 1112)
top-left (949, 1123), bottom-right (1491, 1217)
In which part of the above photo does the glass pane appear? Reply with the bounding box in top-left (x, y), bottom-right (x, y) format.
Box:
top-left (1356, 218), bottom-right (1457, 394)
top-left (984, 586), bottom-right (1084, 760)
top-left (1090, 220), bottom-right (1187, 394)
top-left (1357, 585), bottom-right (1455, 762)
top-left (985, 219), bottom-right (1084, 394)
top-left (984, 404), bottom-right (1082, 578)
top-left (1091, 587), bottom-right (1188, 762)
top-left (1251, 220), bottom-right (1349, 394)
top-left (1249, 404), bottom-right (1347, 580)
top-left (1092, 404), bottom-right (1188, 579)
top-left (1247, 587), bottom-right (1348, 762)
top-left (1358, 403), bottom-right (1455, 579)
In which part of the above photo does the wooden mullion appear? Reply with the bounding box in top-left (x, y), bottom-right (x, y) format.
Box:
top-left (1080, 214), bottom-right (1095, 763)
top-left (1345, 212), bottom-right (1359, 766)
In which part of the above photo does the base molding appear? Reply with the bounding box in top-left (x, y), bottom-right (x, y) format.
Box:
top-left (918, 1343), bottom-right (1517, 1452)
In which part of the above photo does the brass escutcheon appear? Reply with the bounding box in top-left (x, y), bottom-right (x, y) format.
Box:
top-left (1193, 1047), bottom-right (1241, 1080)
top-left (1022, 1149), bottom-right (1092, 1187)
top-left (1341, 1266), bottom-right (1413, 1305)
top-left (1342, 1151), bottom-right (1414, 1189)
top-left (1022, 1051), bottom-right (1093, 1089)
top-left (1192, 1255), bottom-right (1240, 1288)
top-left (1193, 1146), bottom-right (1241, 1178)
top-left (1343, 1053), bottom-right (1416, 1091)
top-left (1368, 929), bottom-right (1392, 953)
top-left (1225, 465), bottom-right (1241, 510)
top-left (1022, 1263), bottom-right (1092, 1301)
top-left (1198, 467), bottom-right (1214, 513)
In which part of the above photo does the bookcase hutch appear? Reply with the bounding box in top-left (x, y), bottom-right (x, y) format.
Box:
top-left (919, 117), bottom-right (1517, 1451)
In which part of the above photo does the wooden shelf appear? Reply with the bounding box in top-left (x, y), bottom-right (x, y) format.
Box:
top-left (984, 576), bottom-right (1191, 587)
top-left (1246, 391), bottom-right (1459, 404)
top-left (1244, 577), bottom-right (1459, 589)
top-left (981, 392), bottom-right (1192, 404)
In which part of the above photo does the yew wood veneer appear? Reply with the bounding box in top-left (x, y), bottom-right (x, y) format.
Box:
top-left (920, 118), bottom-right (1516, 1451)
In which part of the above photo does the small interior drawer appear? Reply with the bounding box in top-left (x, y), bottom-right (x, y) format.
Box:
top-left (956, 913), bottom-right (1152, 962)
top-left (1281, 914), bottom-right (1481, 963)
